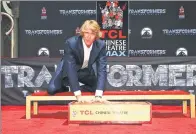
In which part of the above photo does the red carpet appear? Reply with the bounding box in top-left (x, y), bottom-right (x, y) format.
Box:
top-left (2, 105), bottom-right (196, 134)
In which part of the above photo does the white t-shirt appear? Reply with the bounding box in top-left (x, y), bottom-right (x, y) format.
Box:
top-left (81, 39), bottom-right (93, 69)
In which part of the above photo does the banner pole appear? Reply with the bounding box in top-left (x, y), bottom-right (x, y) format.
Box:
top-left (11, 18), bottom-right (18, 58)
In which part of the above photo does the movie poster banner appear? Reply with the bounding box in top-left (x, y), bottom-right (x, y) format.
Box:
top-left (1, 57), bottom-right (196, 105)
top-left (97, 1), bottom-right (129, 57)
top-left (128, 1), bottom-right (196, 57)
top-left (19, 1), bottom-right (96, 58)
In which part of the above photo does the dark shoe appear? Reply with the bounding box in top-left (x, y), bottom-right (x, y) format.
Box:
top-left (61, 79), bottom-right (70, 92)
top-left (62, 86), bottom-right (70, 92)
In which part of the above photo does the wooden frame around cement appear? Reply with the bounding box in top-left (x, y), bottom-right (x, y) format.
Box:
top-left (26, 94), bottom-right (195, 119)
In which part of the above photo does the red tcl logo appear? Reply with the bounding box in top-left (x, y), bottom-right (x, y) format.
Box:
top-left (80, 110), bottom-right (93, 115)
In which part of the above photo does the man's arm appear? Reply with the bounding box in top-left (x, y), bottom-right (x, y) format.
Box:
top-left (63, 41), bottom-right (81, 97)
top-left (95, 44), bottom-right (107, 97)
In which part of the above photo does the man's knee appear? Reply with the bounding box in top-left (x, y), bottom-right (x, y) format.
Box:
top-left (47, 85), bottom-right (57, 95)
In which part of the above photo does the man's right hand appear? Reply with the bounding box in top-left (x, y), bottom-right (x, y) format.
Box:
top-left (76, 95), bottom-right (88, 103)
